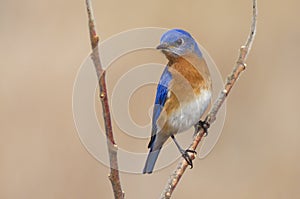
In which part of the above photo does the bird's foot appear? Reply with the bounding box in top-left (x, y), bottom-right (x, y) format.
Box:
top-left (194, 120), bottom-right (210, 137)
top-left (181, 149), bottom-right (197, 169)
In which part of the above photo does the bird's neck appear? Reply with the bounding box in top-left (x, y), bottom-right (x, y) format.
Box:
top-left (167, 54), bottom-right (211, 90)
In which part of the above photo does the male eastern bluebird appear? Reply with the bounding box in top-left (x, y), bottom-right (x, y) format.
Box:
top-left (143, 29), bottom-right (212, 174)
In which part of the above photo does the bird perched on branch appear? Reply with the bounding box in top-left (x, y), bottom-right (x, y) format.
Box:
top-left (143, 29), bottom-right (212, 174)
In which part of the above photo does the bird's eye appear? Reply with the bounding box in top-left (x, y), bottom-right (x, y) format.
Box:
top-left (175, 38), bottom-right (184, 46)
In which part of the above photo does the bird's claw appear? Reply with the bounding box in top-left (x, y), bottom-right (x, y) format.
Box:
top-left (194, 120), bottom-right (210, 137)
top-left (182, 149), bottom-right (197, 169)
top-left (185, 149), bottom-right (197, 154)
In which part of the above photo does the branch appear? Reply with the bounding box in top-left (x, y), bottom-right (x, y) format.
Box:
top-left (85, 1), bottom-right (125, 198)
top-left (161, 0), bottom-right (257, 198)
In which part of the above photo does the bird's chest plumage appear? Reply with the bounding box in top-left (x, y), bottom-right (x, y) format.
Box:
top-left (156, 57), bottom-right (212, 135)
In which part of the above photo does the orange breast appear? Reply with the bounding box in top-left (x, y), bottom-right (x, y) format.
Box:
top-left (156, 55), bottom-right (211, 134)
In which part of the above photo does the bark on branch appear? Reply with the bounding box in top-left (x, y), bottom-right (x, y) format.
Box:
top-left (161, 0), bottom-right (257, 198)
top-left (85, 0), bottom-right (125, 198)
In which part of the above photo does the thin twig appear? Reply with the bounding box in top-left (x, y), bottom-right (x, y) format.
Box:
top-left (161, 0), bottom-right (257, 198)
top-left (85, 0), bottom-right (125, 198)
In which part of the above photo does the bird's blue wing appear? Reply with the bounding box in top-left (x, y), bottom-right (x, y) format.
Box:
top-left (148, 66), bottom-right (172, 148)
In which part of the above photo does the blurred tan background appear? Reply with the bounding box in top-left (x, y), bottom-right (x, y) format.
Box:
top-left (1, 0), bottom-right (300, 198)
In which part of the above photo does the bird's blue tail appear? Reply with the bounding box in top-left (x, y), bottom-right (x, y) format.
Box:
top-left (143, 147), bottom-right (161, 174)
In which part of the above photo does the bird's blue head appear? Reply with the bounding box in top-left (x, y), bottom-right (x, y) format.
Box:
top-left (157, 29), bottom-right (202, 58)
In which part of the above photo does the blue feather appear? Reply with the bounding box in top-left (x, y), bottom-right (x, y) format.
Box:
top-left (160, 29), bottom-right (203, 57)
top-left (173, 29), bottom-right (192, 38)
top-left (143, 147), bottom-right (161, 174)
top-left (148, 66), bottom-right (171, 148)
top-left (144, 67), bottom-right (171, 173)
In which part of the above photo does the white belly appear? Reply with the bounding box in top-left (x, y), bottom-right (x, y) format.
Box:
top-left (168, 89), bottom-right (211, 133)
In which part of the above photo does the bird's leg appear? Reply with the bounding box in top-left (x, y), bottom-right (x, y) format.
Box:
top-left (194, 120), bottom-right (210, 136)
top-left (171, 135), bottom-right (196, 168)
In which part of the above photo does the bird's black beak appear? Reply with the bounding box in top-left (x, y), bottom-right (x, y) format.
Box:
top-left (156, 43), bottom-right (169, 50)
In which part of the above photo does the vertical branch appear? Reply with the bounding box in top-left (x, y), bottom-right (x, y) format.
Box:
top-left (85, 0), bottom-right (124, 198)
top-left (161, 0), bottom-right (257, 198)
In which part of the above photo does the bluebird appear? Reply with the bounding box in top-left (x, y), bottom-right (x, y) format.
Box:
top-left (143, 29), bottom-right (212, 174)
